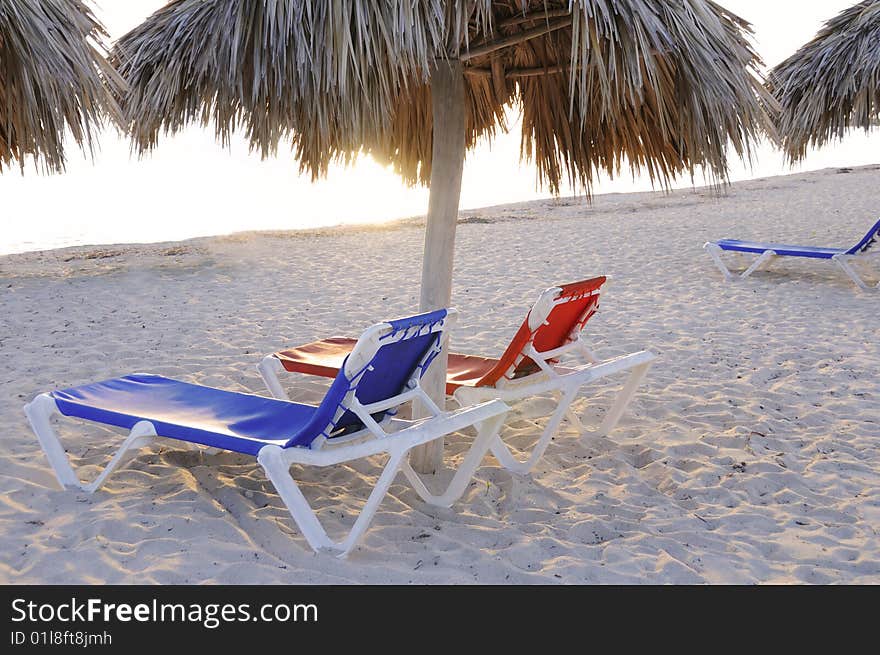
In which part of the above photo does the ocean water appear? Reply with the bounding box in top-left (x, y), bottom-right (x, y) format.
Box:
top-left (3, 0), bottom-right (877, 256)
top-left (5, 0), bottom-right (877, 256)
top-left (2, 121), bottom-right (878, 256)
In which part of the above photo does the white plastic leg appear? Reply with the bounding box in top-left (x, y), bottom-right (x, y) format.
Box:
top-left (256, 410), bottom-right (507, 556)
top-left (24, 395), bottom-right (79, 488)
top-left (257, 447), bottom-right (336, 552)
top-left (258, 355), bottom-right (289, 400)
top-left (336, 450), bottom-right (408, 556)
top-left (24, 394), bottom-right (157, 493)
top-left (704, 243), bottom-right (735, 281)
top-left (705, 244), bottom-right (775, 281)
top-left (258, 445), bottom-right (407, 558)
top-left (399, 412), bottom-right (506, 507)
top-left (832, 254), bottom-right (877, 291)
top-left (453, 351), bottom-right (655, 473)
top-left (576, 340), bottom-right (601, 364)
top-left (596, 360), bottom-right (653, 437)
top-left (489, 386), bottom-right (579, 475)
top-left (740, 250), bottom-right (775, 279)
top-left (554, 389), bottom-right (585, 432)
top-left (81, 422), bottom-right (157, 493)
top-left (565, 406), bottom-right (584, 432)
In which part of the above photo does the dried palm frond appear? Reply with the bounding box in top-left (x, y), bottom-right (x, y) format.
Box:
top-left (113, 0), bottom-right (775, 193)
top-left (769, 0), bottom-right (880, 162)
top-left (0, 0), bottom-right (124, 173)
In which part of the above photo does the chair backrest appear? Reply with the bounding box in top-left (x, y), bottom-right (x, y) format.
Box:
top-left (845, 218), bottom-right (880, 255)
top-left (475, 276), bottom-right (607, 387)
top-left (284, 309), bottom-right (455, 448)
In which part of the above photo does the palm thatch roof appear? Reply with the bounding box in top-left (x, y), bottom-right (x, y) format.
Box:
top-left (113, 0), bottom-right (775, 193)
top-left (0, 0), bottom-right (124, 173)
top-left (769, 0), bottom-right (880, 162)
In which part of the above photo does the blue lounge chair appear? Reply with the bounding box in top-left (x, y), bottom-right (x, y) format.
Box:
top-left (704, 218), bottom-right (880, 290)
top-left (23, 309), bottom-right (509, 557)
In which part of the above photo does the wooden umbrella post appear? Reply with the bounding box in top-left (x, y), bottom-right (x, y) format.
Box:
top-left (410, 58), bottom-right (466, 475)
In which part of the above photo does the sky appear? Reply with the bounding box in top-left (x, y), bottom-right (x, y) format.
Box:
top-left (1, 0), bottom-right (878, 255)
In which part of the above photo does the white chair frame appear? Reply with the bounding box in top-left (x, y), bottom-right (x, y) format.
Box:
top-left (260, 286), bottom-right (656, 476)
top-left (704, 242), bottom-right (879, 290)
top-left (453, 335), bottom-right (655, 474)
top-left (24, 311), bottom-right (510, 558)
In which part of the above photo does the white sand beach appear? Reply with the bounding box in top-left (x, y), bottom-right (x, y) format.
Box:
top-left (1, 165), bottom-right (878, 584)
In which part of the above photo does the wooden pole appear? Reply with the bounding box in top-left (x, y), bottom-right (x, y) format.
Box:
top-left (409, 58), bottom-right (466, 475)
top-left (496, 8), bottom-right (571, 30)
top-left (464, 64), bottom-right (571, 78)
top-left (460, 16), bottom-right (572, 62)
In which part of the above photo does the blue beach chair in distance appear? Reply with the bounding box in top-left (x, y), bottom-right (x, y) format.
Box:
top-left (23, 309), bottom-right (509, 557)
top-left (704, 218), bottom-right (880, 290)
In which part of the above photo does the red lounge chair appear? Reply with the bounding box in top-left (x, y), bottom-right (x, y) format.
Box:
top-left (259, 277), bottom-right (656, 473)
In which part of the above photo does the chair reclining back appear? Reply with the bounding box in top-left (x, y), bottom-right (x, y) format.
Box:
top-left (476, 276), bottom-right (607, 387)
top-left (845, 218), bottom-right (880, 255)
top-left (284, 309), bottom-right (454, 448)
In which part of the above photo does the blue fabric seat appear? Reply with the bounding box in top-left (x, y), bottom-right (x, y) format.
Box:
top-left (51, 374), bottom-right (315, 456)
top-left (46, 309), bottom-right (450, 456)
top-left (715, 239), bottom-right (844, 259)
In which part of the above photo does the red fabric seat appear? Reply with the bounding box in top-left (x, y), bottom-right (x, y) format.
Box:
top-left (277, 338), bottom-right (500, 394)
top-left (276, 337), bottom-right (356, 380)
top-left (274, 276), bottom-right (607, 393)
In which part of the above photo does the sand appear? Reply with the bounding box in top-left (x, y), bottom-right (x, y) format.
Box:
top-left (1, 165), bottom-right (878, 584)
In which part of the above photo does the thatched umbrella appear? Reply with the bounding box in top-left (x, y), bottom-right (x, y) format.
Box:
top-left (769, 0), bottom-right (880, 161)
top-left (0, 0), bottom-right (123, 173)
top-left (112, 0), bottom-right (774, 472)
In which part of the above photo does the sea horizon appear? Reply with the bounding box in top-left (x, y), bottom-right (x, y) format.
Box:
top-left (3, 126), bottom-right (878, 257)
top-left (3, 0), bottom-right (877, 258)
